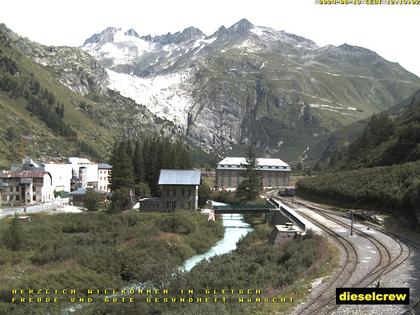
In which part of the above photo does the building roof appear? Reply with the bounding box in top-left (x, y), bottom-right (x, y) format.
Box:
top-left (217, 157), bottom-right (291, 171)
top-left (69, 188), bottom-right (106, 196)
top-left (158, 169), bottom-right (201, 186)
top-left (0, 170), bottom-right (47, 179)
top-left (218, 157), bottom-right (289, 167)
top-left (98, 163), bottom-right (112, 169)
top-left (69, 157), bottom-right (94, 165)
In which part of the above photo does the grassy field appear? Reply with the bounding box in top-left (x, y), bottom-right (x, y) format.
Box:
top-left (73, 216), bottom-right (337, 315)
top-left (0, 210), bottom-right (224, 315)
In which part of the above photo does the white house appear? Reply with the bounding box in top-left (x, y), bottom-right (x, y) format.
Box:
top-left (43, 163), bottom-right (73, 193)
top-left (98, 163), bottom-right (112, 192)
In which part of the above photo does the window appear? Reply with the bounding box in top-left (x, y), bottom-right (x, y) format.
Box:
top-left (182, 189), bottom-right (185, 197)
top-left (173, 189), bottom-right (176, 197)
top-left (188, 189), bottom-right (192, 197)
top-left (15, 195), bottom-right (19, 201)
top-left (16, 186), bottom-right (20, 192)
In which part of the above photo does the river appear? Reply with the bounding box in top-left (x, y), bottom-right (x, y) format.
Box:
top-left (181, 213), bottom-right (254, 271)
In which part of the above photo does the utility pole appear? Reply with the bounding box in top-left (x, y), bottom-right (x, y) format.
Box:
top-left (350, 210), bottom-right (354, 236)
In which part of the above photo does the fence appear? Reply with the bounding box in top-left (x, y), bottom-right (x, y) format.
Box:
top-left (3, 198), bottom-right (69, 216)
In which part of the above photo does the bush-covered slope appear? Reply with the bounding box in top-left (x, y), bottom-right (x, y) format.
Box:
top-left (297, 161), bottom-right (420, 224)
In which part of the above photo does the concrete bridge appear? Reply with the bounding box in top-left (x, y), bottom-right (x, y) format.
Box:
top-left (213, 204), bottom-right (275, 214)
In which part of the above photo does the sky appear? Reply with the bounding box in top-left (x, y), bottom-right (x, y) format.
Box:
top-left (1, 0), bottom-right (419, 76)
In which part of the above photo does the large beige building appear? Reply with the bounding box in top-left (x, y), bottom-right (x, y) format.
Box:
top-left (215, 157), bottom-right (291, 191)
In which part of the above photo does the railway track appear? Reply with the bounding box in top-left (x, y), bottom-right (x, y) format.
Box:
top-left (290, 198), bottom-right (417, 314)
top-left (272, 197), bottom-right (413, 314)
top-left (291, 199), bottom-right (413, 282)
top-left (269, 197), bottom-right (358, 314)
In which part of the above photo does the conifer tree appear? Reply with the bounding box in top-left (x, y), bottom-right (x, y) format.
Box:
top-left (133, 140), bottom-right (144, 183)
top-left (110, 142), bottom-right (135, 192)
top-left (236, 144), bottom-right (262, 201)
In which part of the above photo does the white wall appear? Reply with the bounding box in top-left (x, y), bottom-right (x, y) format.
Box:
top-left (41, 173), bottom-right (54, 202)
top-left (69, 157), bottom-right (99, 184)
top-left (44, 164), bottom-right (73, 192)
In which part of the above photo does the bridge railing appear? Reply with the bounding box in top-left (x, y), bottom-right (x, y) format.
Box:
top-left (213, 202), bottom-right (277, 211)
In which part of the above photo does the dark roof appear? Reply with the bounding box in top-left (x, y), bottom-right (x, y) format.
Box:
top-left (69, 188), bottom-right (106, 196)
top-left (98, 163), bottom-right (112, 169)
top-left (0, 170), bottom-right (46, 179)
top-left (158, 169), bottom-right (201, 186)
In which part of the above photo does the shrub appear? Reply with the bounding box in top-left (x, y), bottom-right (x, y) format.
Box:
top-left (84, 188), bottom-right (102, 211)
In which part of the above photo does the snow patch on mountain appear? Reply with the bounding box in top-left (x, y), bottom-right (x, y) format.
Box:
top-left (83, 29), bottom-right (154, 65)
top-left (106, 69), bottom-right (193, 127)
top-left (250, 26), bottom-right (318, 51)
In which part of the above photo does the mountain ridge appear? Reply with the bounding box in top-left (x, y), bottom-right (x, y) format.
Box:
top-left (1, 20), bottom-right (420, 163)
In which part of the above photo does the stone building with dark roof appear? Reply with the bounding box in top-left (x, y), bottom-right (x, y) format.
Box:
top-left (158, 169), bottom-right (201, 211)
top-left (140, 169), bottom-right (201, 211)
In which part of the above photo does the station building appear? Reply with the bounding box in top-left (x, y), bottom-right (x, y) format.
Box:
top-left (215, 157), bottom-right (291, 191)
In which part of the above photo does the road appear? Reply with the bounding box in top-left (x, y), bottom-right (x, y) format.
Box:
top-left (0, 198), bottom-right (69, 220)
top-left (0, 207), bottom-right (19, 219)
top-left (273, 196), bottom-right (419, 315)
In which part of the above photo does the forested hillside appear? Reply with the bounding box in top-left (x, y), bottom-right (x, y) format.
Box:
top-left (0, 27), bottom-right (114, 166)
top-left (297, 161), bottom-right (420, 225)
top-left (297, 89), bottom-right (420, 225)
top-left (319, 88), bottom-right (420, 169)
top-left (308, 89), bottom-right (420, 166)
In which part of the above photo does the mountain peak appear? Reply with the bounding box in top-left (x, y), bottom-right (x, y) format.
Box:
top-left (83, 27), bottom-right (119, 46)
top-left (177, 26), bottom-right (204, 42)
top-left (124, 28), bottom-right (140, 38)
top-left (229, 18), bottom-right (253, 32)
top-left (213, 25), bottom-right (227, 37)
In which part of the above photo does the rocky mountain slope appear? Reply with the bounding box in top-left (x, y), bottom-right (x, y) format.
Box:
top-left (1, 19), bottom-right (419, 164)
top-left (0, 24), bottom-right (178, 167)
top-left (79, 19), bottom-right (420, 160)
